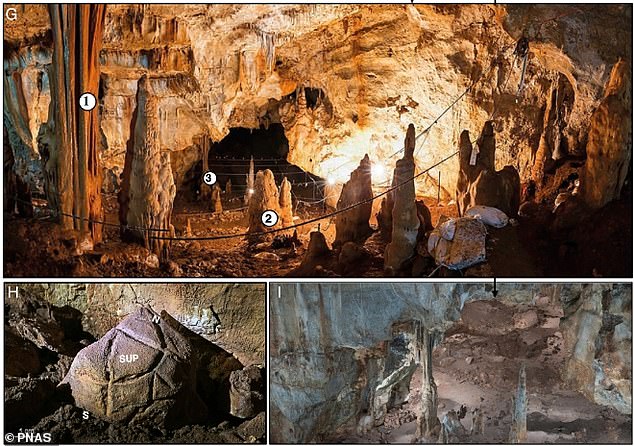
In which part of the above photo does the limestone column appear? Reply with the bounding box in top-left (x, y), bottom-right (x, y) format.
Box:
top-left (333, 154), bottom-right (373, 248)
top-left (119, 75), bottom-right (176, 260)
top-left (384, 124), bottom-right (420, 272)
top-left (47, 5), bottom-right (106, 243)
top-left (416, 326), bottom-right (439, 440)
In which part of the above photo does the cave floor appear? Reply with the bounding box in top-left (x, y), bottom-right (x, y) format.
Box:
top-left (3, 194), bottom-right (631, 277)
top-left (324, 299), bottom-right (632, 444)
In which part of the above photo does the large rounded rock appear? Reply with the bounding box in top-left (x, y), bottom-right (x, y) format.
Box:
top-left (61, 307), bottom-right (242, 428)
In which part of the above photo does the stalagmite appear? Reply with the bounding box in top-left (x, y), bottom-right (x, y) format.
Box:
top-left (46, 5), bottom-right (107, 243)
top-left (212, 184), bottom-right (223, 213)
top-left (279, 177), bottom-right (293, 227)
top-left (333, 154), bottom-right (373, 248)
top-left (119, 75), bottom-right (176, 261)
top-left (247, 169), bottom-right (280, 241)
top-left (245, 156), bottom-right (255, 204)
top-left (582, 60), bottom-right (632, 209)
top-left (226, 179), bottom-right (232, 195)
top-left (416, 326), bottom-right (439, 440)
top-left (384, 124), bottom-right (420, 272)
top-left (184, 218), bottom-right (192, 237)
top-left (456, 122), bottom-right (520, 217)
top-left (509, 363), bottom-right (527, 443)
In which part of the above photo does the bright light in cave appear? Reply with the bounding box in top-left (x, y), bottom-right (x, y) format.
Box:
top-left (371, 162), bottom-right (388, 184)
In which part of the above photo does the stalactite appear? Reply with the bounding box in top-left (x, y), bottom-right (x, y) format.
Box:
top-left (47, 4), bottom-right (106, 243)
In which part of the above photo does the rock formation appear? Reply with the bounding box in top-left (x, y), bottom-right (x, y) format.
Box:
top-left (509, 363), bottom-right (528, 443)
top-left (212, 183), bottom-right (223, 213)
top-left (225, 179), bottom-right (232, 195)
top-left (279, 177), bottom-right (293, 227)
top-left (119, 75), bottom-right (176, 261)
top-left (44, 5), bottom-right (107, 243)
top-left (247, 169), bottom-right (281, 240)
top-left (384, 124), bottom-right (420, 272)
top-left (230, 365), bottom-right (265, 419)
top-left (560, 283), bottom-right (632, 414)
top-left (415, 327), bottom-right (440, 439)
top-left (333, 154), bottom-right (373, 248)
top-left (61, 307), bottom-right (242, 428)
top-left (427, 217), bottom-right (487, 270)
top-left (245, 156), bottom-right (255, 205)
top-left (456, 122), bottom-right (521, 217)
top-left (581, 60), bottom-right (632, 209)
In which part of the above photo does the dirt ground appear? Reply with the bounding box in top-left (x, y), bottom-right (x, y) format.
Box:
top-left (3, 192), bottom-right (631, 278)
top-left (324, 300), bottom-right (632, 444)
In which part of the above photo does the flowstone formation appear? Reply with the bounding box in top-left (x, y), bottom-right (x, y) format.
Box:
top-left (333, 154), bottom-right (373, 248)
top-left (61, 307), bottom-right (242, 428)
top-left (581, 60), bottom-right (632, 209)
top-left (456, 122), bottom-right (520, 217)
top-left (43, 5), bottom-right (107, 244)
top-left (118, 75), bottom-right (176, 261)
top-left (384, 124), bottom-right (420, 273)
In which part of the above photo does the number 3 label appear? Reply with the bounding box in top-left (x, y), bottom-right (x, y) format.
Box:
top-left (203, 171), bottom-right (217, 186)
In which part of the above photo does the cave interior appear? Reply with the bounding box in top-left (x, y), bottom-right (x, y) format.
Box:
top-left (269, 283), bottom-right (632, 444)
top-left (3, 4), bottom-right (632, 277)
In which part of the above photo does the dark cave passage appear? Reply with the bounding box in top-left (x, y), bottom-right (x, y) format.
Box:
top-left (181, 124), bottom-right (325, 204)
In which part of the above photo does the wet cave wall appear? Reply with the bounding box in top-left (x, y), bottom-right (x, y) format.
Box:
top-left (3, 4), bottom-right (632, 209)
top-left (269, 283), bottom-right (632, 443)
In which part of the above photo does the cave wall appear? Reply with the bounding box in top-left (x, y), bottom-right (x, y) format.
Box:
top-left (20, 283), bottom-right (266, 367)
top-left (3, 4), bottom-right (631, 207)
top-left (270, 283), bottom-right (632, 443)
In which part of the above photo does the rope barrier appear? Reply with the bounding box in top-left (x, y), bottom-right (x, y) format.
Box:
top-left (11, 198), bottom-right (172, 233)
top-left (148, 151), bottom-right (459, 241)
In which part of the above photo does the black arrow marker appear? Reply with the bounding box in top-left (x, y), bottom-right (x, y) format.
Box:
top-left (492, 277), bottom-right (499, 297)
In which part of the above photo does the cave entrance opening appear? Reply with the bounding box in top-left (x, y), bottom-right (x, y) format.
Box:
top-left (184, 123), bottom-right (324, 205)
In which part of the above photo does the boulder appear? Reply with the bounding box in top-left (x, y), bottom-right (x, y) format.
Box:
top-left (465, 205), bottom-right (509, 228)
top-left (427, 218), bottom-right (487, 270)
top-left (61, 307), bottom-right (242, 428)
top-left (229, 365), bottom-right (265, 418)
